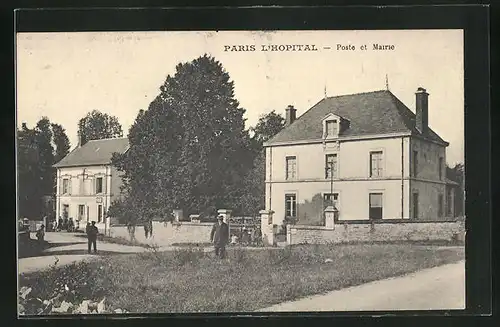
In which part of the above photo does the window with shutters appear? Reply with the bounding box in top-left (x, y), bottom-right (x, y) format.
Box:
top-left (325, 154), bottom-right (338, 178)
top-left (369, 193), bottom-right (383, 219)
top-left (285, 194), bottom-right (297, 218)
top-left (369, 151), bottom-right (383, 177)
top-left (96, 177), bottom-right (103, 194)
top-left (62, 179), bottom-right (70, 194)
top-left (285, 156), bottom-right (297, 180)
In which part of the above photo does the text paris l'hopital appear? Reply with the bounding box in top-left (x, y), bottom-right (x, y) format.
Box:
top-left (223, 44), bottom-right (395, 52)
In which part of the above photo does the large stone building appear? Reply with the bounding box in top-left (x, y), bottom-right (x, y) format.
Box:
top-left (53, 137), bottom-right (129, 230)
top-left (264, 87), bottom-right (458, 227)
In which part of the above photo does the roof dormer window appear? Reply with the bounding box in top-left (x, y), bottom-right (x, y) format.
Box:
top-left (325, 119), bottom-right (338, 138)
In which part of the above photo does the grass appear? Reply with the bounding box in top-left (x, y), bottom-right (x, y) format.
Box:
top-left (19, 243), bottom-right (464, 313)
top-left (72, 233), bottom-right (149, 248)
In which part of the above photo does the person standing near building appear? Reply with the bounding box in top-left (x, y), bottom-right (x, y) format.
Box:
top-left (87, 221), bottom-right (98, 254)
top-left (210, 215), bottom-right (229, 259)
top-left (36, 224), bottom-right (45, 244)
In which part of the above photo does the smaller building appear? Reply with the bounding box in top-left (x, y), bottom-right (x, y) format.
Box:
top-left (53, 137), bottom-right (129, 229)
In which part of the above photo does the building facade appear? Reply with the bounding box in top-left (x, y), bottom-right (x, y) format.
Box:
top-left (264, 88), bottom-right (457, 227)
top-left (53, 137), bottom-right (129, 229)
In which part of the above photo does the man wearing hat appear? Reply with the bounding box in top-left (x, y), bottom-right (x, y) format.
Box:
top-left (87, 221), bottom-right (99, 254)
top-left (210, 215), bottom-right (229, 259)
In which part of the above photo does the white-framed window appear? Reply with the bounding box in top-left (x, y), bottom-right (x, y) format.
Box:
top-left (325, 154), bottom-right (338, 179)
top-left (62, 204), bottom-right (69, 219)
top-left (325, 119), bottom-right (338, 137)
top-left (286, 156), bottom-right (297, 180)
top-left (285, 194), bottom-right (297, 218)
top-left (323, 193), bottom-right (339, 209)
top-left (369, 151), bottom-right (383, 177)
top-left (369, 193), bottom-right (383, 219)
top-left (96, 177), bottom-right (103, 194)
top-left (78, 205), bottom-right (85, 220)
top-left (62, 178), bottom-right (70, 194)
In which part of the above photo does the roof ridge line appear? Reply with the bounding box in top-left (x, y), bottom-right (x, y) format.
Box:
top-left (87, 136), bottom-right (128, 142)
top-left (325, 89), bottom-right (388, 99)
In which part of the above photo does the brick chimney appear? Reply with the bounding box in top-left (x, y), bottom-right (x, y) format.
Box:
top-left (77, 130), bottom-right (87, 147)
top-left (415, 87), bottom-right (429, 133)
top-left (285, 105), bottom-right (297, 126)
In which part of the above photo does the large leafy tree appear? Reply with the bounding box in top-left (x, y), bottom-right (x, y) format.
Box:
top-left (78, 110), bottom-right (123, 144)
top-left (17, 118), bottom-right (71, 219)
top-left (112, 55), bottom-right (254, 221)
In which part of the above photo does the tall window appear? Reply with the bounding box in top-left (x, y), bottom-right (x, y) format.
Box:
top-left (325, 154), bottom-right (338, 178)
top-left (62, 204), bottom-right (69, 219)
top-left (62, 178), bottom-right (69, 194)
top-left (438, 194), bottom-right (444, 217)
top-left (286, 156), bottom-right (297, 180)
top-left (439, 157), bottom-right (444, 180)
top-left (325, 119), bottom-right (338, 137)
top-left (413, 150), bottom-right (418, 177)
top-left (78, 205), bottom-right (85, 220)
top-left (285, 194), bottom-right (297, 218)
top-left (370, 151), bottom-right (383, 177)
top-left (96, 177), bottom-right (103, 194)
top-left (369, 193), bottom-right (383, 219)
top-left (323, 193), bottom-right (339, 209)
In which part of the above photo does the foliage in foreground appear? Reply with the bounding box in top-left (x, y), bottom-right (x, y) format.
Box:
top-left (19, 244), bottom-right (464, 314)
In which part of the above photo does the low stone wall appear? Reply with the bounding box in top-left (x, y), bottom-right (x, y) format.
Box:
top-left (109, 221), bottom-right (214, 246)
top-left (287, 220), bottom-right (465, 245)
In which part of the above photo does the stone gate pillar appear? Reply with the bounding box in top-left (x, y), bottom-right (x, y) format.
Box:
top-left (172, 209), bottom-right (183, 222)
top-left (259, 210), bottom-right (275, 246)
top-left (324, 205), bottom-right (338, 230)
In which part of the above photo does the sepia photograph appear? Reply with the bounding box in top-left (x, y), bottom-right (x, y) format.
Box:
top-left (16, 29), bottom-right (466, 315)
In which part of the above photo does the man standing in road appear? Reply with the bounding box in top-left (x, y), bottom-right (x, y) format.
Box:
top-left (87, 221), bottom-right (99, 254)
top-left (210, 215), bottom-right (229, 259)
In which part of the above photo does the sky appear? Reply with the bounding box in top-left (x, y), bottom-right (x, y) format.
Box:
top-left (16, 30), bottom-right (464, 165)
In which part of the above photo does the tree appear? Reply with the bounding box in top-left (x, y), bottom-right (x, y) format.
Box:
top-left (112, 55), bottom-right (254, 221)
top-left (78, 110), bottom-right (123, 144)
top-left (51, 123), bottom-right (70, 163)
top-left (17, 118), bottom-right (71, 219)
top-left (249, 110), bottom-right (285, 146)
top-left (17, 123), bottom-right (43, 219)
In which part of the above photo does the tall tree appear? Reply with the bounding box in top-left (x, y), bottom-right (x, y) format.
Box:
top-left (78, 110), bottom-right (123, 144)
top-left (34, 118), bottom-right (55, 198)
top-left (112, 55), bottom-right (254, 220)
top-left (17, 123), bottom-right (43, 219)
top-left (249, 110), bottom-right (285, 146)
top-left (51, 123), bottom-right (71, 163)
top-left (17, 119), bottom-right (72, 219)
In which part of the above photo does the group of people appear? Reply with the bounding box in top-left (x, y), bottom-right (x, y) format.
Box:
top-left (54, 217), bottom-right (77, 232)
